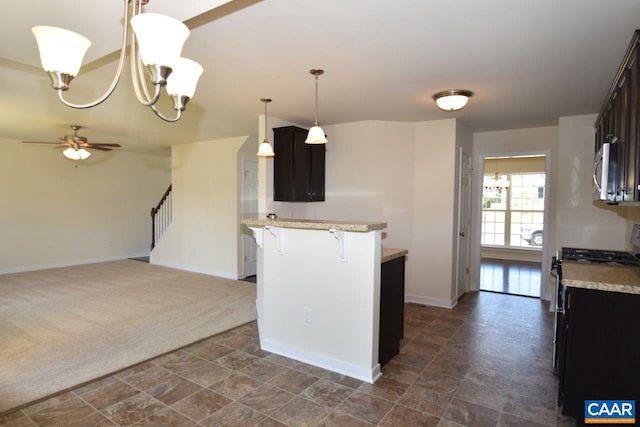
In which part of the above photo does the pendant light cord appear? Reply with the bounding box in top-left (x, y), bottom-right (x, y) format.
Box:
top-left (264, 99), bottom-right (269, 143)
top-left (314, 75), bottom-right (319, 126)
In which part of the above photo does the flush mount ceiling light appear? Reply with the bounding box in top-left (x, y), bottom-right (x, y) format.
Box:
top-left (433, 89), bottom-right (473, 112)
top-left (31, 0), bottom-right (203, 123)
top-left (257, 98), bottom-right (275, 157)
top-left (305, 68), bottom-right (328, 144)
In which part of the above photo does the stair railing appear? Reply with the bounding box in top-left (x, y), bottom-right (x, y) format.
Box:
top-left (150, 184), bottom-right (172, 250)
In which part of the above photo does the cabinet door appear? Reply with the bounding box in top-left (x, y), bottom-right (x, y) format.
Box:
top-left (379, 256), bottom-right (405, 366)
top-left (629, 49), bottom-right (639, 201)
top-left (273, 128), bottom-right (295, 201)
top-left (616, 72), bottom-right (632, 201)
top-left (308, 144), bottom-right (325, 201)
top-left (561, 287), bottom-right (640, 418)
top-left (291, 128), bottom-right (311, 201)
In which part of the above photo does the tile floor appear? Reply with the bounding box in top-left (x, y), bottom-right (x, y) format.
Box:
top-left (0, 291), bottom-right (576, 426)
top-left (480, 258), bottom-right (542, 298)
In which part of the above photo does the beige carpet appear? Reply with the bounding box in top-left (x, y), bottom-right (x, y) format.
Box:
top-left (0, 260), bottom-right (257, 414)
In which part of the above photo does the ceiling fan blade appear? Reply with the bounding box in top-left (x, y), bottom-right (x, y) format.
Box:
top-left (22, 141), bottom-right (63, 145)
top-left (88, 146), bottom-right (112, 151)
top-left (87, 143), bottom-right (121, 148)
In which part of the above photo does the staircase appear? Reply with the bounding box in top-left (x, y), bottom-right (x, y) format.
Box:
top-left (150, 184), bottom-right (172, 250)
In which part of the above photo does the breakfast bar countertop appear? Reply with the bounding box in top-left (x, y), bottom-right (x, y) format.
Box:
top-left (241, 215), bottom-right (387, 233)
top-left (562, 261), bottom-right (640, 295)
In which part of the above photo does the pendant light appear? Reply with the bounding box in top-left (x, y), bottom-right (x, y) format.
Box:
top-left (305, 68), bottom-right (328, 144)
top-left (257, 98), bottom-right (275, 157)
top-left (433, 89), bottom-right (473, 111)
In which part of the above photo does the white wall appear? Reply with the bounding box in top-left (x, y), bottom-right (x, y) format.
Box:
top-left (411, 119), bottom-right (459, 306)
top-left (151, 136), bottom-right (250, 278)
top-left (0, 138), bottom-right (171, 273)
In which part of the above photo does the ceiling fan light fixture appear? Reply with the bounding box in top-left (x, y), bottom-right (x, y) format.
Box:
top-left (433, 89), bottom-right (473, 111)
top-left (257, 98), bottom-right (275, 157)
top-left (31, 0), bottom-right (202, 122)
top-left (306, 68), bottom-right (328, 144)
top-left (63, 147), bottom-right (91, 160)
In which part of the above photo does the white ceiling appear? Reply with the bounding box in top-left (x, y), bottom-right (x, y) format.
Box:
top-left (1, 0), bottom-right (639, 152)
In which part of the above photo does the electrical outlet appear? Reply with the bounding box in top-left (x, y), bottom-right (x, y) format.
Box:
top-left (303, 307), bottom-right (312, 323)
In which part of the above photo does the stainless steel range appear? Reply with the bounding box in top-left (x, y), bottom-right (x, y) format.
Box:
top-left (560, 247), bottom-right (640, 266)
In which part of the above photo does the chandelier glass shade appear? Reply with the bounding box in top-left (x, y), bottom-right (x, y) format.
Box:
top-left (257, 98), bottom-right (275, 157)
top-left (433, 89), bottom-right (473, 111)
top-left (305, 69), bottom-right (328, 144)
top-left (31, 0), bottom-right (203, 123)
top-left (31, 26), bottom-right (90, 77)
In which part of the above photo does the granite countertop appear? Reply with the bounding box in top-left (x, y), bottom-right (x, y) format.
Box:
top-left (241, 215), bottom-right (387, 233)
top-left (382, 248), bottom-right (408, 263)
top-left (562, 261), bottom-right (640, 295)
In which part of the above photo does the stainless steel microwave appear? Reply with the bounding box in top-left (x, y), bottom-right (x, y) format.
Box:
top-left (593, 139), bottom-right (618, 202)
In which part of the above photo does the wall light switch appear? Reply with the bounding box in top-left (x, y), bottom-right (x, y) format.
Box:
top-left (303, 307), bottom-right (312, 323)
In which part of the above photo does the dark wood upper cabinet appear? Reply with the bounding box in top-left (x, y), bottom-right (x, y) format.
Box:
top-left (273, 126), bottom-right (325, 202)
top-left (594, 30), bottom-right (640, 203)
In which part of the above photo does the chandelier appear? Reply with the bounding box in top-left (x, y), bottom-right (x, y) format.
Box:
top-left (31, 0), bottom-right (203, 123)
top-left (483, 171), bottom-right (511, 195)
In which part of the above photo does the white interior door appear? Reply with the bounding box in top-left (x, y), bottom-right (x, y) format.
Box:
top-left (456, 149), bottom-right (472, 298)
top-left (242, 157), bottom-right (258, 277)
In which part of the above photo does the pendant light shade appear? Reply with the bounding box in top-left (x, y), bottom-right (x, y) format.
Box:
top-left (433, 89), bottom-right (473, 111)
top-left (305, 68), bottom-right (327, 144)
top-left (306, 126), bottom-right (326, 144)
top-left (257, 98), bottom-right (275, 157)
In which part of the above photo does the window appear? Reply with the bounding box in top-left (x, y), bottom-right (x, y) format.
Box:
top-left (482, 171), bottom-right (545, 250)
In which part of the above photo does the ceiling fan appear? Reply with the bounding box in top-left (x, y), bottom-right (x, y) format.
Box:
top-left (22, 125), bottom-right (121, 160)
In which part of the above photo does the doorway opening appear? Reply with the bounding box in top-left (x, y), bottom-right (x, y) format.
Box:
top-left (479, 154), bottom-right (546, 297)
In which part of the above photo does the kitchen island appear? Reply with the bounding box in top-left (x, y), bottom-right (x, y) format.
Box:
top-left (557, 261), bottom-right (640, 419)
top-left (241, 216), bottom-right (393, 383)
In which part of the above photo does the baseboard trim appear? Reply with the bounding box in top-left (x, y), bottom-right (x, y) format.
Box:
top-left (0, 252), bottom-right (150, 275)
top-left (261, 338), bottom-right (381, 384)
top-left (404, 294), bottom-right (457, 309)
top-left (149, 258), bottom-right (237, 280)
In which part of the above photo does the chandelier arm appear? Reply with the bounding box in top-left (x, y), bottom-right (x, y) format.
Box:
top-left (131, 60), bottom-right (163, 106)
top-left (56, 0), bottom-right (131, 109)
top-left (150, 104), bottom-right (182, 122)
top-left (129, 12), bottom-right (150, 104)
